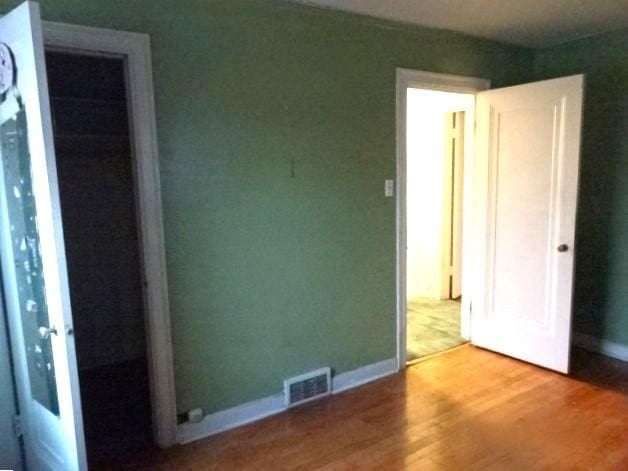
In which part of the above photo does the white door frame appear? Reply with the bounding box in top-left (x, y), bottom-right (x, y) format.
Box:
top-left (41, 21), bottom-right (177, 447)
top-left (395, 68), bottom-right (490, 370)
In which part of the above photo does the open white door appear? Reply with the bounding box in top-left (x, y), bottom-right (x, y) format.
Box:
top-left (0, 301), bottom-right (21, 470)
top-left (471, 75), bottom-right (583, 373)
top-left (442, 111), bottom-right (465, 300)
top-left (0, 2), bottom-right (86, 470)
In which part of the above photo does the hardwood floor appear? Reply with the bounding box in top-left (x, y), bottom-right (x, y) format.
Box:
top-left (101, 346), bottom-right (628, 470)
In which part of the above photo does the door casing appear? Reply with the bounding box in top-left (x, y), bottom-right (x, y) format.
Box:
top-left (395, 68), bottom-right (490, 369)
top-left (42, 21), bottom-right (177, 447)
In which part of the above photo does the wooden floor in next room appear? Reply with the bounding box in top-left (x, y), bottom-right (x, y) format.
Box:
top-left (98, 345), bottom-right (628, 470)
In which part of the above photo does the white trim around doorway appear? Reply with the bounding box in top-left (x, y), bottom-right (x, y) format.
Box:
top-left (395, 69), bottom-right (490, 370)
top-left (42, 21), bottom-right (178, 447)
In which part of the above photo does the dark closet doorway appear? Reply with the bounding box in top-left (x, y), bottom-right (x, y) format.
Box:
top-left (45, 51), bottom-right (152, 466)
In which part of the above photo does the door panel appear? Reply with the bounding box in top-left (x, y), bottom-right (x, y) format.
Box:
top-left (472, 75), bottom-right (583, 373)
top-left (2, 108), bottom-right (61, 416)
top-left (0, 297), bottom-right (21, 471)
top-left (0, 2), bottom-right (86, 470)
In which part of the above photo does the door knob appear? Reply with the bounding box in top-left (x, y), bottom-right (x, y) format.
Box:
top-left (38, 326), bottom-right (58, 340)
top-left (557, 244), bottom-right (569, 253)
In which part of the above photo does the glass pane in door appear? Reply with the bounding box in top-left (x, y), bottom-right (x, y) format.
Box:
top-left (0, 100), bottom-right (59, 416)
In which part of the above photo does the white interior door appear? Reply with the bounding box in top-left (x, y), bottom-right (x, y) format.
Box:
top-left (471, 75), bottom-right (583, 373)
top-left (0, 2), bottom-right (86, 470)
top-left (0, 301), bottom-right (21, 470)
top-left (441, 111), bottom-right (465, 300)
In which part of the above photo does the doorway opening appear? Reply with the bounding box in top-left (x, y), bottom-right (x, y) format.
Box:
top-left (405, 89), bottom-right (474, 363)
top-left (45, 50), bottom-right (152, 464)
top-left (396, 69), bottom-right (490, 368)
top-left (398, 69), bottom-right (583, 374)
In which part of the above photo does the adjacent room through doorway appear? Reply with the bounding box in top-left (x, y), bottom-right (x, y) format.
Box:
top-left (405, 88), bottom-right (474, 363)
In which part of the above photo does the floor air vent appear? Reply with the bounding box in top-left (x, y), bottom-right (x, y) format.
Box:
top-left (284, 367), bottom-right (331, 407)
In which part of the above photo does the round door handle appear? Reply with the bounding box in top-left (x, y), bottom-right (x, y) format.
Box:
top-left (557, 244), bottom-right (569, 253)
top-left (38, 326), bottom-right (58, 340)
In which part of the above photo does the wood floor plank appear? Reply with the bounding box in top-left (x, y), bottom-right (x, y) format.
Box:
top-left (99, 346), bottom-right (628, 470)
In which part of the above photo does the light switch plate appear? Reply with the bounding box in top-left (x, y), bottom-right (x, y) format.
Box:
top-left (385, 179), bottom-right (394, 197)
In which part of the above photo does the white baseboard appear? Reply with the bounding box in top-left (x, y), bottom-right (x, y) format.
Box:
top-left (176, 357), bottom-right (398, 445)
top-left (573, 332), bottom-right (628, 362)
top-left (177, 392), bottom-right (285, 444)
top-left (332, 357), bottom-right (398, 394)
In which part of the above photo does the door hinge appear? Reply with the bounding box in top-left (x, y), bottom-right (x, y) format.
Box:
top-left (13, 414), bottom-right (22, 437)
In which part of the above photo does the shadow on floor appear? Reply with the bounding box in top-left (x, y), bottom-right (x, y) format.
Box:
top-left (570, 347), bottom-right (628, 394)
top-left (80, 359), bottom-right (153, 469)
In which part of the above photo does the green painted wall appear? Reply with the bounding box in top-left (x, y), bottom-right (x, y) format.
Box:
top-left (0, 0), bottom-right (536, 415)
top-left (532, 29), bottom-right (628, 348)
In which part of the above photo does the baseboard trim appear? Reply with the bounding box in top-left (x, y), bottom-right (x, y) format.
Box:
top-left (176, 357), bottom-right (398, 445)
top-left (177, 392), bottom-right (285, 445)
top-left (573, 333), bottom-right (628, 362)
top-left (332, 357), bottom-right (398, 394)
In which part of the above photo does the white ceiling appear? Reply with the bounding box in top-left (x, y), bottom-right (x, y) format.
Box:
top-left (290, 0), bottom-right (628, 48)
